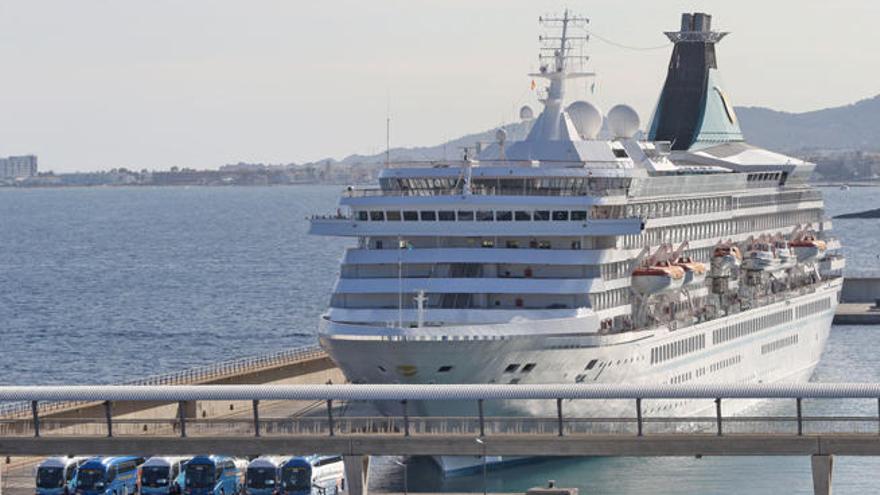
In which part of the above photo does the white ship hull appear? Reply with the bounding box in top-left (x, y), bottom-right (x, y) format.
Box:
top-left (320, 282), bottom-right (839, 472)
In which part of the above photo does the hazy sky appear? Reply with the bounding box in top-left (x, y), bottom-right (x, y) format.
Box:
top-left (0, 1), bottom-right (877, 172)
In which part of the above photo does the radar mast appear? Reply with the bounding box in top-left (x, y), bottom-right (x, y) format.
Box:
top-left (525, 10), bottom-right (596, 142)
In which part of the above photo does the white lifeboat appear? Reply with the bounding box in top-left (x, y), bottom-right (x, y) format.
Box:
top-left (773, 240), bottom-right (798, 270)
top-left (790, 234), bottom-right (827, 262)
top-left (631, 261), bottom-right (686, 295)
top-left (743, 242), bottom-right (783, 272)
top-left (710, 245), bottom-right (741, 277)
top-left (673, 256), bottom-right (707, 287)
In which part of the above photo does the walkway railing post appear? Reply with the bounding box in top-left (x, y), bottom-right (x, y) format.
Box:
top-left (104, 401), bottom-right (113, 438)
top-left (402, 400), bottom-right (410, 437)
top-left (556, 398), bottom-right (564, 437)
top-left (178, 401), bottom-right (187, 438)
top-left (253, 400), bottom-right (260, 438)
top-left (636, 398), bottom-right (643, 437)
top-left (327, 399), bottom-right (334, 436)
top-left (796, 398), bottom-right (803, 436)
top-left (177, 400), bottom-right (186, 438)
top-left (31, 400), bottom-right (39, 438)
top-left (715, 398), bottom-right (723, 436)
top-left (478, 399), bottom-right (485, 437)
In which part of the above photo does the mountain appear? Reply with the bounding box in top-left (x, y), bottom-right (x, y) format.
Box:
top-left (331, 121), bottom-right (533, 166)
top-left (304, 94), bottom-right (880, 168)
top-left (735, 95), bottom-right (880, 152)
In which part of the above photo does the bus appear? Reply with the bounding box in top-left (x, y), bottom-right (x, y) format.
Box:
top-left (278, 456), bottom-right (344, 495)
top-left (244, 457), bottom-right (288, 495)
top-left (139, 457), bottom-right (191, 495)
top-left (36, 457), bottom-right (88, 495)
top-left (74, 457), bottom-right (145, 495)
top-left (183, 456), bottom-right (246, 495)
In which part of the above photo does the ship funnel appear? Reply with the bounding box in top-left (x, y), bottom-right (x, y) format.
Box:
top-left (648, 12), bottom-right (744, 150)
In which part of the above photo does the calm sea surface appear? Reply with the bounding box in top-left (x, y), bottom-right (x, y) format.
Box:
top-left (0, 184), bottom-right (878, 493)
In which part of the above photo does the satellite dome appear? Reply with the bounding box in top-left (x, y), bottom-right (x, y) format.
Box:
top-left (519, 105), bottom-right (534, 121)
top-left (566, 101), bottom-right (603, 140)
top-left (607, 104), bottom-right (641, 139)
top-left (495, 128), bottom-right (508, 144)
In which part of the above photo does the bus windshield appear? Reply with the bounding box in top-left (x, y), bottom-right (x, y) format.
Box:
top-left (246, 468), bottom-right (276, 488)
top-left (141, 466), bottom-right (171, 487)
top-left (185, 465), bottom-right (215, 489)
top-left (36, 467), bottom-right (65, 488)
top-left (76, 469), bottom-right (106, 490)
top-left (280, 467), bottom-right (310, 491)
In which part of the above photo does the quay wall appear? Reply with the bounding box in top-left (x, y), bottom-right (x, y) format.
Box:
top-left (840, 277), bottom-right (880, 303)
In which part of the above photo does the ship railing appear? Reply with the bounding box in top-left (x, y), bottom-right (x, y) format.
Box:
top-left (342, 187), bottom-right (628, 199)
top-left (0, 345), bottom-right (326, 420)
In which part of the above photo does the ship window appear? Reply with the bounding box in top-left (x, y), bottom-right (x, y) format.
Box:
top-left (571, 211), bottom-right (588, 221)
top-left (370, 210), bottom-right (385, 221)
top-left (538, 240), bottom-right (551, 249)
top-left (521, 363), bottom-right (536, 373)
top-left (534, 210), bottom-right (550, 221)
top-left (457, 210), bottom-right (474, 221)
top-left (515, 211), bottom-right (531, 221)
top-left (585, 359), bottom-right (598, 370)
top-left (420, 211), bottom-right (437, 221)
top-left (496, 211), bottom-right (512, 221)
top-left (437, 366), bottom-right (453, 373)
top-left (552, 211), bottom-right (569, 221)
top-left (403, 211), bottom-right (419, 221)
top-left (357, 211), bottom-right (368, 221)
top-left (504, 364), bottom-right (520, 373)
top-left (477, 210), bottom-right (494, 221)
top-left (506, 240), bottom-right (519, 248)
top-left (481, 239), bottom-right (495, 248)
top-left (438, 211), bottom-right (455, 221)
top-left (386, 210), bottom-right (401, 221)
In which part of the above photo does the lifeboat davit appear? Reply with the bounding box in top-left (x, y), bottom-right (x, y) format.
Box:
top-left (743, 242), bottom-right (784, 272)
top-left (673, 256), bottom-right (707, 287)
top-left (711, 245), bottom-right (741, 277)
top-left (631, 261), bottom-right (685, 295)
top-left (790, 235), bottom-right (827, 262)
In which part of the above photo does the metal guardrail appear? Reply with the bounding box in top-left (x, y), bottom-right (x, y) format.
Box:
top-left (1, 383), bottom-right (880, 441)
top-left (0, 345), bottom-right (326, 419)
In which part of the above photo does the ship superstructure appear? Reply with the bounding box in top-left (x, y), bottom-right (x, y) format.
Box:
top-left (308, 12), bottom-right (844, 465)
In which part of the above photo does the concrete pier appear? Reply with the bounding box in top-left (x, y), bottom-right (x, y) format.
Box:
top-left (833, 303), bottom-right (880, 324)
top-left (343, 455), bottom-right (371, 495)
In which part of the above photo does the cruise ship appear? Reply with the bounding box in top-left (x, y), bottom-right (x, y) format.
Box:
top-left (309, 11), bottom-right (845, 470)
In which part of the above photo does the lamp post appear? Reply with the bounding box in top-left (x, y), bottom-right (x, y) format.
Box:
top-left (475, 437), bottom-right (487, 495)
top-left (392, 459), bottom-right (408, 495)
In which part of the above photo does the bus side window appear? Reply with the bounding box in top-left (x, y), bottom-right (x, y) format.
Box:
top-left (107, 467), bottom-right (117, 482)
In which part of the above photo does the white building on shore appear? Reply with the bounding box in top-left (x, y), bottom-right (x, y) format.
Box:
top-left (0, 155), bottom-right (38, 179)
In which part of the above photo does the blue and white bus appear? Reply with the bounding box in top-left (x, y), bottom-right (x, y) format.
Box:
top-left (183, 456), bottom-right (246, 495)
top-left (278, 456), bottom-right (344, 495)
top-left (139, 457), bottom-right (191, 495)
top-left (244, 457), bottom-right (288, 495)
top-left (36, 457), bottom-right (88, 495)
top-left (74, 457), bottom-right (145, 495)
